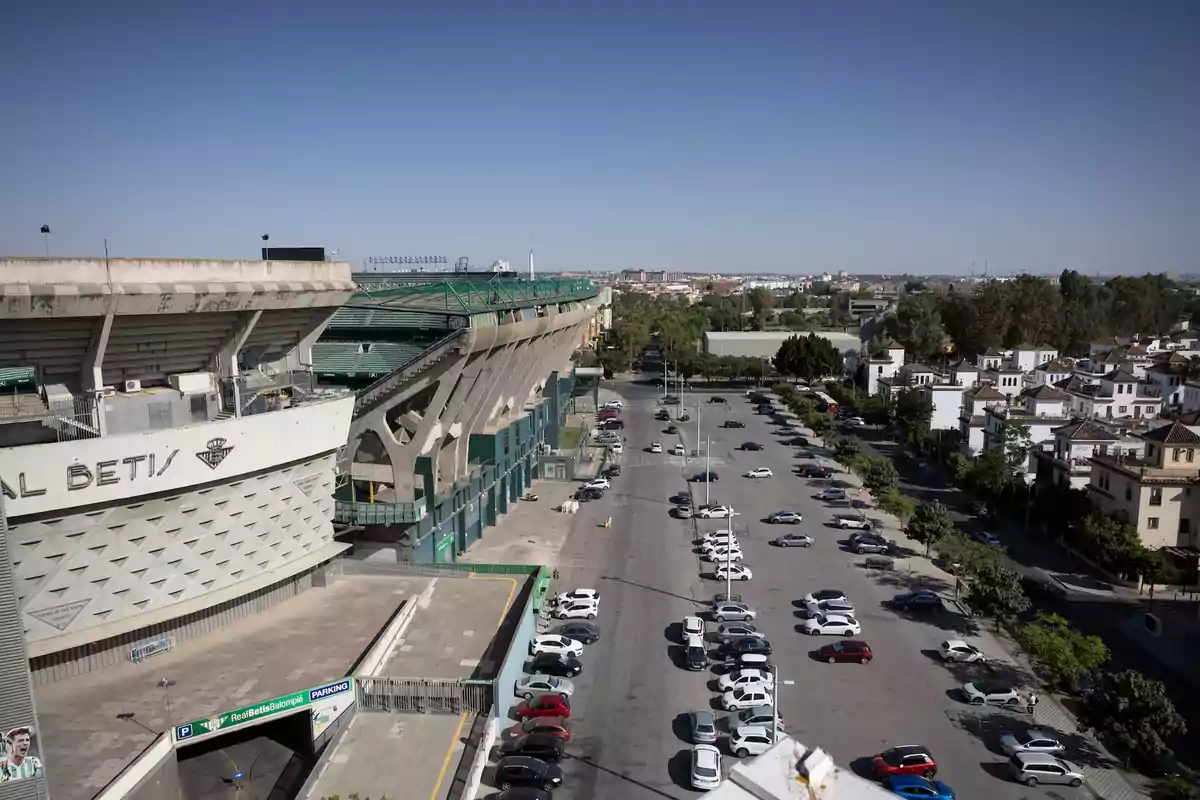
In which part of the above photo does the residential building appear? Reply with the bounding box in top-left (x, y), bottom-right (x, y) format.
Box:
top-left (1144, 361), bottom-right (1189, 408)
top-left (925, 383), bottom-right (969, 431)
top-left (959, 385), bottom-right (1008, 456)
top-left (1060, 369), bottom-right (1163, 422)
top-left (1032, 418), bottom-right (1127, 492)
top-left (1028, 358), bottom-right (1073, 388)
top-left (1087, 421), bottom-right (1200, 550)
top-left (1011, 344), bottom-right (1059, 373)
top-left (982, 385), bottom-right (1074, 478)
top-left (945, 358), bottom-right (979, 388)
top-left (982, 364), bottom-right (1026, 401)
top-left (863, 342), bottom-right (905, 396)
top-left (975, 347), bottom-right (1006, 371)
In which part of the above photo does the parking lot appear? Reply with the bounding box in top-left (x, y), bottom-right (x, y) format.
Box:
top-left (483, 381), bottom-right (1096, 800)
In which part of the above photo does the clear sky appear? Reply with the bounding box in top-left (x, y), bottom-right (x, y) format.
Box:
top-left (2, 1), bottom-right (1197, 276)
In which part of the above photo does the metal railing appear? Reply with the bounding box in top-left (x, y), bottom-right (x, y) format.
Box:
top-left (355, 676), bottom-right (493, 715)
top-left (341, 560), bottom-right (540, 578)
top-left (353, 329), bottom-right (465, 417)
top-left (353, 276), bottom-right (598, 313)
top-left (0, 393), bottom-right (100, 442)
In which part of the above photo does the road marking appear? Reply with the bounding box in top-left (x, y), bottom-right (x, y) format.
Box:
top-left (428, 711), bottom-right (469, 800)
top-left (469, 573), bottom-right (521, 632)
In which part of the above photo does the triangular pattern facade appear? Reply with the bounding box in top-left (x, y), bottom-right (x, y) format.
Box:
top-left (10, 454), bottom-right (337, 642)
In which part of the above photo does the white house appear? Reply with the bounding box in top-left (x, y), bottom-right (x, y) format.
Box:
top-left (1028, 358), bottom-right (1073, 388)
top-left (982, 365), bottom-right (1026, 401)
top-left (982, 386), bottom-right (1075, 479)
top-left (959, 385), bottom-right (1008, 457)
top-left (975, 347), bottom-right (1006, 371)
top-left (1032, 418), bottom-right (1126, 491)
top-left (1011, 344), bottom-right (1059, 373)
top-left (864, 342), bottom-right (905, 396)
top-left (1185, 380), bottom-right (1200, 415)
top-left (924, 383), bottom-right (968, 431)
top-left (1063, 369), bottom-right (1164, 422)
top-left (946, 359), bottom-right (979, 388)
top-left (1143, 362), bottom-right (1188, 408)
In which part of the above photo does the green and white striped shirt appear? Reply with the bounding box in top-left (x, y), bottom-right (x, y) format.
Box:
top-left (1, 756), bottom-right (42, 781)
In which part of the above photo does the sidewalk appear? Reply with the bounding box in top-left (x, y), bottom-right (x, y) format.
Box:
top-left (799, 426), bottom-right (1150, 800)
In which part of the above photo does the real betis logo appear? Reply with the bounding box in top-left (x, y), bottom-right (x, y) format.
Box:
top-left (197, 438), bottom-right (234, 470)
top-left (201, 716), bottom-right (225, 733)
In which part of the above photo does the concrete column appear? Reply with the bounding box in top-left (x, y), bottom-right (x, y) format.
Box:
top-left (432, 350), bottom-right (501, 491)
top-left (81, 306), bottom-right (115, 436)
top-left (449, 341), bottom-right (528, 479)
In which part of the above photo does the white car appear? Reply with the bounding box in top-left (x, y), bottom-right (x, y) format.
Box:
top-left (712, 602), bottom-right (756, 622)
top-left (834, 516), bottom-right (873, 530)
top-left (962, 680), bottom-right (1022, 706)
top-left (729, 725), bottom-right (775, 758)
top-left (699, 533), bottom-right (738, 548)
top-left (815, 488), bottom-right (847, 502)
top-left (530, 634), bottom-right (584, 657)
top-left (702, 546), bottom-right (744, 563)
top-left (844, 416), bottom-right (865, 427)
top-left (802, 613), bottom-right (861, 636)
top-left (514, 674), bottom-right (576, 700)
top-left (940, 639), bottom-right (987, 663)
top-left (684, 632), bottom-right (706, 650)
top-left (603, 401), bottom-right (623, 410)
top-left (609, 442), bottom-right (623, 454)
top-left (554, 589), bottom-right (600, 606)
top-left (698, 505), bottom-right (734, 519)
top-left (717, 669), bottom-right (773, 692)
top-left (715, 564), bottom-right (753, 582)
top-left (721, 685), bottom-right (773, 711)
top-left (584, 478), bottom-right (610, 490)
top-left (690, 744), bottom-right (723, 791)
top-left (682, 616), bottom-right (705, 639)
top-left (805, 598), bottom-right (856, 617)
top-left (554, 600), bottom-right (599, 620)
top-left (803, 589), bottom-right (847, 605)
top-left (671, 444), bottom-right (686, 456)
top-left (650, 442), bottom-right (663, 453)
top-left (744, 468), bottom-right (773, 479)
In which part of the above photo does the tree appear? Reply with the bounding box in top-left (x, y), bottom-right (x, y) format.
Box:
top-left (946, 453), bottom-right (972, 485)
top-left (832, 437), bottom-right (862, 465)
top-left (892, 389), bottom-right (933, 438)
top-left (1013, 612), bottom-right (1110, 692)
top-left (905, 501), bottom-right (956, 557)
top-left (876, 489), bottom-right (917, 528)
top-left (1082, 670), bottom-right (1186, 767)
top-left (1071, 513), bottom-right (1154, 581)
top-left (887, 293), bottom-right (945, 362)
top-left (1001, 422), bottom-right (1034, 472)
top-left (772, 334), bottom-right (845, 383)
top-left (860, 458), bottom-right (899, 498)
top-left (963, 561), bottom-right (1030, 623)
top-left (967, 450), bottom-right (1010, 499)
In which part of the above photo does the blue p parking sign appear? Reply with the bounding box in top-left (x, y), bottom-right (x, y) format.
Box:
top-left (175, 724), bottom-right (193, 741)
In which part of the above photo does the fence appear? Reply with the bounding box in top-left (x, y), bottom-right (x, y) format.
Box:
top-left (0, 392), bottom-right (99, 442)
top-left (341, 559), bottom-right (540, 578)
top-left (355, 676), bottom-right (493, 715)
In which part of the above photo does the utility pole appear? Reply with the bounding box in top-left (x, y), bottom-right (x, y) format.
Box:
top-left (705, 437), bottom-right (711, 506)
top-left (663, 360), bottom-right (668, 398)
top-left (725, 511), bottom-right (734, 600)
top-left (772, 666), bottom-right (779, 743)
top-left (695, 401), bottom-right (701, 457)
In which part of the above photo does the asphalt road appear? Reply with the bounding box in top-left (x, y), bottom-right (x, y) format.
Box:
top-left (541, 379), bottom-right (1078, 800)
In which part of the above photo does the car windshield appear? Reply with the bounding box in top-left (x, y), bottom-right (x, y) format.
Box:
top-left (695, 764), bottom-right (718, 778)
top-left (976, 681), bottom-right (1011, 694)
top-left (696, 723), bottom-right (715, 734)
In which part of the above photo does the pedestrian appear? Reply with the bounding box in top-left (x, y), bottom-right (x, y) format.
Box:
top-left (552, 567), bottom-right (560, 581)
top-left (1027, 692), bottom-right (1039, 715)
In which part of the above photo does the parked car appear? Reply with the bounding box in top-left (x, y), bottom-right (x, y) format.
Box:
top-left (815, 488), bottom-right (847, 502)
top-left (972, 531), bottom-right (1003, 547)
top-left (682, 615), bottom-right (705, 639)
top-left (852, 536), bottom-right (892, 555)
top-left (834, 515), bottom-right (873, 530)
top-left (961, 680), bottom-right (1022, 707)
top-left (999, 728), bottom-right (1065, 756)
top-left (692, 472), bottom-right (721, 484)
top-left (602, 464), bottom-right (621, 478)
top-left (724, 420), bottom-right (745, 428)
top-left (744, 467), bottom-right (773, 479)
top-left (768, 510), bottom-right (803, 524)
top-left (803, 589), bottom-right (847, 605)
top-left (730, 652), bottom-right (773, 673)
top-left (873, 745), bottom-right (938, 778)
top-left (675, 504), bottom-right (693, 519)
top-left (742, 441), bottom-right (764, 451)
top-left (716, 622), bottom-right (762, 641)
top-left (685, 644), bottom-right (709, 670)
top-left (553, 600), bottom-right (599, 620)
top-left (710, 396), bottom-right (728, 404)
top-left (508, 716), bottom-right (571, 742)
top-left (714, 564), bottom-right (753, 581)
top-left (554, 589), bottom-right (600, 605)
top-left (721, 685), bottom-right (773, 711)
top-left (772, 532), bottom-right (813, 548)
top-left (584, 478), bottom-right (610, 490)
top-left (713, 602), bottom-right (756, 622)
top-left (702, 546), bottom-right (744, 563)
top-left (886, 775), bottom-right (956, 800)
top-left (730, 725), bottom-right (775, 758)
top-left (494, 756), bottom-right (564, 792)
top-left (671, 443), bottom-right (686, 456)
top-left (717, 668), bottom-right (773, 692)
top-left (938, 639), bottom-right (985, 663)
top-left (728, 705), bottom-right (784, 733)
top-left (805, 598), bottom-right (856, 617)
top-left (802, 613), bottom-right (861, 636)
top-left (529, 653), bottom-right (583, 678)
top-left (690, 744), bottom-right (723, 790)
top-left (1007, 752), bottom-right (1084, 787)
top-left (555, 621), bottom-right (600, 645)
top-left (499, 733), bottom-right (566, 761)
top-left (514, 693), bottom-right (571, 720)
top-left (530, 635), bottom-right (584, 658)
top-left (891, 591), bottom-right (945, 614)
top-left (649, 442), bottom-right (663, 453)
top-left (720, 637), bottom-right (772, 658)
top-left (514, 675), bottom-right (575, 700)
top-left (818, 640), bottom-right (873, 664)
top-left (689, 710), bottom-right (719, 743)
top-left (697, 504), bottom-right (732, 518)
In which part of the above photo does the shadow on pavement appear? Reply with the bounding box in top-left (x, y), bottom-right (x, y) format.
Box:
top-left (950, 709), bottom-right (1114, 769)
top-left (864, 568), bottom-right (954, 595)
top-left (663, 622), bottom-right (681, 643)
top-left (848, 756), bottom-right (877, 780)
top-left (671, 713), bottom-right (693, 745)
top-left (978, 760), bottom-right (1014, 783)
top-left (938, 657), bottom-right (1036, 691)
top-left (600, 575), bottom-right (707, 607)
top-left (564, 752), bottom-right (689, 798)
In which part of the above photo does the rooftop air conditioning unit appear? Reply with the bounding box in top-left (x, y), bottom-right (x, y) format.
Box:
top-left (123, 379), bottom-right (142, 393)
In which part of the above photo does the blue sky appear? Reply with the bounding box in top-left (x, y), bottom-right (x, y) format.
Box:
top-left (2, 1), bottom-right (1197, 275)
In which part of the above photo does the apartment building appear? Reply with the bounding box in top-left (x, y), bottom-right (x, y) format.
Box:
top-left (959, 385), bottom-right (1008, 456)
top-left (1059, 369), bottom-right (1164, 422)
top-left (863, 342), bottom-right (907, 395)
top-left (1028, 358), bottom-right (1073, 388)
top-left (982, 385), bottom-right (1075, 477)
top-left (1087, 421), bottom-right (1200, 550)
top-left (1032, 418), bottom-right (1138, 491)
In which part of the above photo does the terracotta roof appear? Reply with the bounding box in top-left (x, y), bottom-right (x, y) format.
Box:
top-left (1142, 421), bottom-right (1200, 445)
top-left (1177, 410), bottom-right (1200, 426)
top-left (1052, 419), bottom-right (1120, 441)
top-left (1102, 368), bottom-right (1139, 382)
top-left (1021, 385), bottom-right (1070, 402)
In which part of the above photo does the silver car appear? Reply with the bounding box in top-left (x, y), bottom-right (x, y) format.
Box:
top-left (676, 505), bottom-right (694, 519)
top-left (1008, 752), bottom-right (1084, 787)
top-left (713, 602), bottom-right (756, 622)
top-left (772, 532), bottom-right (813, 548)
top-left (717, 623), bottom-right (764, 644)
top-left (1000, 728), bottom-right (1065, 756)
top-left (689, 709), bottom-right (718, 744)
top-left (514, 674), bottom-right (576, 700)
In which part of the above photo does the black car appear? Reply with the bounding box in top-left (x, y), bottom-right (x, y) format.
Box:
top-left (495, 789), bottom-right (552, 800)
top-left (742, 442), bottom-right (764, 451)
top-left (691, 471), bottom-right (719, 483)
top-left (602, 465), bottom-right (622, 478)
top-left (499, 733), bottom-right (566, 762)
top-left (721, 637), bottom-right (772, 658)
top-left (666, 425), bottom-right (678, 434)
top-left (529, 653), bottom-right (583, 677)
top-left (655, 410), bottom-right (670, 421)
top-left (601, 419), bottom-right (625, 430)
top-left (709, 396), bottom-right (728, 404)
top-left (724, 420), bottom-right (746, 428)
top-left (685, 645), bottom-right (708, 670)
top-left (495, 756), bottom-right (564, 792)
top-left (555, 621), bottom-right (601, 644)
top-left (891, 592), bottom-right (945, 614)
top-left (789, 436), bottom-right (810, 447)
top-left (573, 488), bottom-right (602, 502)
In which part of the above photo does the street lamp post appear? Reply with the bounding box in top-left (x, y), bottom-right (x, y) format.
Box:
top-left (663, 360), bottom-right (668, 398)
top-left (725, 512), bottom-right (733, 600)
top-left (158, 678), bottom-right (177, 723)
top-left (705, 437), bottom-right (711, 506)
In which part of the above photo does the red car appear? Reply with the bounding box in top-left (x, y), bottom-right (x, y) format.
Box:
top-left (818, 640), bottom-right (873, 664)
top-left (514, 693), bottom-right (571, 720)
top-left (597, 411), bottom-right (619, 421)
top-left (508, 716), bottom-right (571, 742)
top-left (872, 745), bottom-right (937, 779)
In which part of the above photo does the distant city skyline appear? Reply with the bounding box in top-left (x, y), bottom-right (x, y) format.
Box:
top-left (2, 2), bottom-right (1197, 276)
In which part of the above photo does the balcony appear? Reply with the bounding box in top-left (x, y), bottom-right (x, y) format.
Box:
top-left (334, 495), bottom-right (428, 526)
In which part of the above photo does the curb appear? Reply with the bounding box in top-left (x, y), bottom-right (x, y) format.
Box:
top-left (462, 715), bottom-right (500, 800)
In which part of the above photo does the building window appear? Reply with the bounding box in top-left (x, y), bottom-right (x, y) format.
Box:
top-left (1148, 517), bottom-right (1159, 529)
top-left (1125, 487), bottom-right (1133, 502)
top-left (1119, 406), bottom-right (1128, 414)
top-left (1181, 518), bottom-right (1191, 535)
top-left (1189, 449), bottom-right (1195, 463)
top-left (1150, 487), bottom-right (1163, 506)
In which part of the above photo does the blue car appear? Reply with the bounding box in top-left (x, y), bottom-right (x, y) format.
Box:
top-left (888, 774), bottom-right (955, 799)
